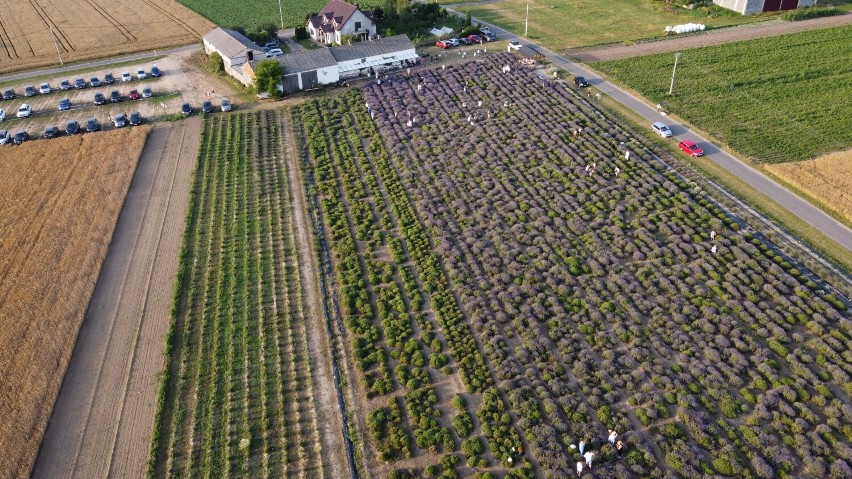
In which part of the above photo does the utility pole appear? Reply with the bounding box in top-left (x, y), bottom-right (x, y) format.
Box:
top-left (524, 2), bottom-right (529, 37)
top-left (668, 52), bottom-right (682, 95)
top-left (278, 0), bottom-right (284, 30)
top-left (50, 27), bottom-right (63, 65)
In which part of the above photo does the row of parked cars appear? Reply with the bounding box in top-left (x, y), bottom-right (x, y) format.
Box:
top-left (0, 112), bottom-right (144, 145)
top-left (436, 29), bottom-right (497, 49)
top-left (180, 98), bottom-right (232, 116)
top-left (1, 65), bottom-right (161, 101)
top-left (1, 86), bottom-right (154, 122)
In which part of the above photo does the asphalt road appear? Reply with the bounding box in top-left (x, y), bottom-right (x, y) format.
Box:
top-left (450, 11), bottom-right (852, 251)
top-left (0, 45), bottom-right (198, 84)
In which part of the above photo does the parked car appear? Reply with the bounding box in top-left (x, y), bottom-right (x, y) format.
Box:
top-left (112, 113), bottom-right (127, 128)
top-left (13, 131), bottom-right (29, 145)
top-left (220, 97), bottom-right (232, 112)
top-left (3, 89), bottom-right (16, 100)
top-left (458, 37), bottom-right (472, 45)
top-left (447, 38), bottom-right (460, 47)
top-left (110, 90), bottom-right (121, 102)
top-left (44, 125), bottom-right (60, 138)
top-left (121, 72), bottom-right (132, 82)
top-left (0, 108), bottom-right (4, 121)
top-left (103, 72), bottom-right (115, 84)
top-left (74, 78), bottom-right (87, 89)
top-left (150, 65), bottom-right (162, 77)
top-left (202, 100), bottom-right (213, 113)
top-left (481, 31), bottom-right (497, 42)
top-left (435, 40), bottom-right (451, 49)
top-left (90, 77), bottom-right (101, 88)
top-left (142, 86), bottom-right (153, 98)
top-left (265, 48), bottom-right (283, 57)
top-left (678, 140), bottom-right (704, 157)
top-left (93, 93), bottom-right (106, 105)
top-left (16, 103), bottom-right (32, 118)
top-left (60, 80), bottom-right (72, 91)
top-left (467, 34), bottom-right (482, 43)
top-left (574, 76), bottom-right (589, 87)
top-left (129, 111), bottom-right (142, 126)
top-left (136, 68), bottom-right (147, 80)
top-left (264, 41), bottom-right (279, 49)
top-left (508, 40), bottom-right (522, 51)
top-left (39, 83), bottom-right (51, 94)
top-left (85, 117), bottom-right (100, 132)
top-left (58, 98), bottom-right (72, 111)
top-left (0, 130), bottom-right (10, 144)
top-left (65, 120), bottom-right (81, 135)
top-left (651, 121), bottom-right (673, 138)
top-left (128, 89), bottom-right (140, 100)
top-left (181, 102), bottom-right (192, 116)
top-left (24, 85), bottom-right (37, 97)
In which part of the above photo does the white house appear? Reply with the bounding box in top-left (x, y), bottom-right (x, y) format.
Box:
top-left (713, 0), bottom-right (815, 14)
top-left (203, 27), bottom-right (262, 85)
top-left (307, 0), bottom-right (376, 45)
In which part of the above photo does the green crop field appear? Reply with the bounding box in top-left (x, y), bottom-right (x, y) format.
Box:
top-left (178, 0), bottom-right (380, 30)
top-left (456, 0), bottom-right (773, 50)
top-left (149, 112), bottom-right (333, 478)
top-left (594, 25), bottom-right (852, 163)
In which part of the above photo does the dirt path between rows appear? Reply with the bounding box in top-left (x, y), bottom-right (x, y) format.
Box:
top-left (570, 13), bottom-right (852, 61)
top-left (31, 118), bottom-right (200, 479)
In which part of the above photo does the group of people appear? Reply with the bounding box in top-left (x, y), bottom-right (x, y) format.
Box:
top-left (575, 430), bottom-right (625, 476)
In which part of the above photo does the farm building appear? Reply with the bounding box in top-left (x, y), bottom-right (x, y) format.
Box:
top-left (307, 0), bottom-right (377, 45)
top-left (713, 0), bottom-right (815, 14)
top-left (203, 27), bottom-right (262, 85)
top-left (245, 34), bottom-right (418, 93)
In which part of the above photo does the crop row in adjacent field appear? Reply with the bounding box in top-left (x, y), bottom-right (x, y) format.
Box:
top-left (593, 25), bottom-right (852, 164)
top-left (150, 111), bottom-right (328, 478)
top-left (764, 150), bottom-right (852, 224)
top-left (0, 128), bottom-right (150, 479)
top-left (177, 0), bottom-right (380, 31)
top-left (298, 54), bottom-right (851, 478)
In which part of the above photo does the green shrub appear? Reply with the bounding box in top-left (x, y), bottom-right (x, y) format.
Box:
top-left (783, 7), bottom-right (843, 21)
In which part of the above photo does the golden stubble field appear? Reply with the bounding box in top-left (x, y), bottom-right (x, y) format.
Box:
top-left (0, 127), bottom-right (150, 478)
top-left (0, 0), bottom-right (212, 74)
top-left (765, 150), bottom-right (852, 224)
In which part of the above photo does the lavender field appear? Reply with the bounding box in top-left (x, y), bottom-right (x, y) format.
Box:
top-left (295, 53), bottom-right (852, 479)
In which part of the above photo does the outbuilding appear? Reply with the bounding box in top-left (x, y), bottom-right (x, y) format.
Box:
top-left (330, 34), bottom-right (418, 80)
top-left (255, 49), bottom-right (340, 94)
top-left (203, 27), bottom-right (262, 85)
top-left (712, 0), bottom-right (815, 14)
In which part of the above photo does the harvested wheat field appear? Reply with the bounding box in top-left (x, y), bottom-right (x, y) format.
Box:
top-left (0, 127), bottom-right (150, 479)
top-left (766, 150), bottom-right (852, 224)
top-left (0, 0), bottom-right (212, 74)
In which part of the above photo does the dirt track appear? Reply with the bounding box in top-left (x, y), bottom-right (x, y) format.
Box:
top-left (570, 13), bottom-right (852, 61)
top-left (31, 118), bottom-right (200, 479)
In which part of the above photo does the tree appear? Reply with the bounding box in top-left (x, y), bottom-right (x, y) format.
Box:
top-left (254, 59), bottom-right (284, 98)
top-left (207, 52), bottom-right (224, 74)
top-left (373, 6), bottom-right (384, 20)
top-left (294, 25), bottom-right (309, 41)
top-left (465, 12), bottom-right (472, 27)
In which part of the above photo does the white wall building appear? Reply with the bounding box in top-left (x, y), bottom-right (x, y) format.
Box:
top-left (713, 0), bottom-right (815, 15)
top-left (307, 0), bottom-right (376, 45)
top-left (202, 27), bottom-right (262, 85)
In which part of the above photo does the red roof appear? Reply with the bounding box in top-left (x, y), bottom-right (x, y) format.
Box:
top-left (309, 0), bottom-right (362, 32)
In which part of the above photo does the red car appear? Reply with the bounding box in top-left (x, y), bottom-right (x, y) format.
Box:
top-left (467, 34), bottom-right (482, 43)
top-left (435, 40), bottom-right (450, 49)
top-left (678, 140), bottom-right (704, 157)
top-left (128, 89), bottom-right (140, 100)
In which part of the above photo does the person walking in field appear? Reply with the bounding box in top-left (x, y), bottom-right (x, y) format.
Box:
top-left (584, 450), bottom-right (595, 470)
top-left (625, 150), bottom-right (630, 161)
top-left (608, 430), bottom-right (618, 444)
top-left (615, 166), bottom-right (621, 177)
top-left (577, 461), bottom-right (583, 476)
top-left (710, 229), bottom-right (716, 240)
top-left (616, 440), bottom-right (624, 456)
top-left (579, 440), bottom-right (585, 455)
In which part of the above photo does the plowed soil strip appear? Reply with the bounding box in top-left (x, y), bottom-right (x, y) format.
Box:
top-left (32, 119), bottom-right (201, 479)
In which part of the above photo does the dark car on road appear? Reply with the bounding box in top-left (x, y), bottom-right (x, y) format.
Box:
top-left (58, 98), bottom-right (71, 111)
top-left (110, 90), bottom-right (121, 102)
top-left (129, 111), bottom-right (142, 126)
top-left (74, 78), bottom-right (87, 89)
top-left (85, 117), bottom-right (100, 132)
top-left (3, 89), bottom-right (15, 100)
top-left (24, 85), bottom-right (37, 97)
top-left (60, 80), bottom-right (72, 91)
top-left (181, 102), bottom-right (192, 116)
top-left (13, 131), bottom-right (29, 144)
top-left (44, 125), bottom-right (60, 139)
top-left (150, 65), bottom-right (162, 77)
top-left (103, 72), bottom-right (115, 84)
top-left (90, 77), bottom-right (101, 88)
top-left (574, 76), bottom-right (589, 87)
top-left (202, 100), bottom-right (213, 113)
top-left (65, 120), bottom-right (81, 135)
top-left (94, 93), bottom-right (106, 105)
top-left (481, 31), bottom-right (497, 42)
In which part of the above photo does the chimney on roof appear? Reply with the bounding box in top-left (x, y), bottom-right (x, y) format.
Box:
top-left (355, 3), bottom-right (360, 10)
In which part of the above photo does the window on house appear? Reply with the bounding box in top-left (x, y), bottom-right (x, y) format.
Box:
top-left (355, 22), bottom-right (361, 30)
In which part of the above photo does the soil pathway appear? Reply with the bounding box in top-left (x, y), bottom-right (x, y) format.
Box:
top-left (31, 118), bottom-right (200, 479)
